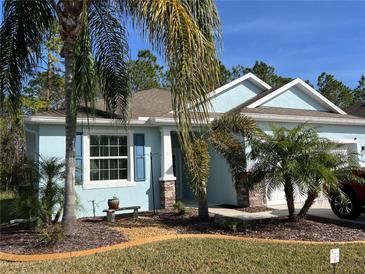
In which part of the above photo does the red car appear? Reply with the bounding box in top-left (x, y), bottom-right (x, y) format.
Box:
top-left (330, 169), bottom-right (365, 220)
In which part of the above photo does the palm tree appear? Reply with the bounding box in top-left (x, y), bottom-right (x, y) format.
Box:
top-left (209, 113), bottom-right (260, 207)
top-left (0, 0), bottom-right (221, 235)
top-left (249, 124), bottom-right (359, 221)
top-left (185, 113), bottom-right (259, 216)
top-left (185, 137), bottom-right (210, 220)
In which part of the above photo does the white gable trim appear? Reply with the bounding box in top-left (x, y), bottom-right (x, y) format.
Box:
top-left (208, 72), bottom-right (271, 99)
top-left (246, 78), bottom-right (347, 115)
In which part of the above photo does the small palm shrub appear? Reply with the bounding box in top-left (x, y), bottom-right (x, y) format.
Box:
top-left (35, 225), bottom-right (64, 247)
top-left (173, 200), bottom-right (189, 215)
top-left (249, 124), bottom-right (360, 221)
top-left (14, 157), bottom-right (66, 226)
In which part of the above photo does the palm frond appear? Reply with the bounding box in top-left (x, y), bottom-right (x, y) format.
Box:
top-left (88, 1), bottom-right (130, 121)
top-left (209, 131), bottom-right (246, 182)
top-left (123, 0), bottom-right (221, 150)
top-left (180, 0), bottom-right (222, 46)
top-left (73, 0), bottom-right (97, 117)
top-left (0, 0), bottom-right (54, 113)
top-left (211, 113), bottom-right (261, 139)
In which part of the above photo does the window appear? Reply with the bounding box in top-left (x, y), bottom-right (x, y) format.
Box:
top-left (89, 135), bottom-right (128, 181)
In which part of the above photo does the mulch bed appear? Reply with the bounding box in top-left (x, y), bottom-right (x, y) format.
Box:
top-left (216, 204), bottom-right (274, 213)
top-left (113, 209), bottom-right (365, 242)
top-left (0, 219), bottom-right (127, 255)
top-left (1, 210), bottom-right (364, 255)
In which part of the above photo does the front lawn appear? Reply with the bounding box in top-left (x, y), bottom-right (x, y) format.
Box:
top-left (1, 238), bottom-right (364, 274)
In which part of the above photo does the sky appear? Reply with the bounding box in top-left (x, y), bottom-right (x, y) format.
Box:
top-left (1, 0), bottom-right (364, 88)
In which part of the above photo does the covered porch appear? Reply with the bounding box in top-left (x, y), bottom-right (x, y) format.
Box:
top-left (158, 128), bottom-right (266, 209)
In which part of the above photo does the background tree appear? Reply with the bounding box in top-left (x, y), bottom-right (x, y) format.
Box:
top-left (352, 75), bottom-right (365, 103)
top-left (317, 72), bottom-right (354, 108)
top-left (128, 49), bottom-right (164, 92)
top-left (0, 0), bottom-right (221, 235)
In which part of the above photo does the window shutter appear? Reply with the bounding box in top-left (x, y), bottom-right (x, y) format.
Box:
top-left (134, 134), bottom-right (145, 181)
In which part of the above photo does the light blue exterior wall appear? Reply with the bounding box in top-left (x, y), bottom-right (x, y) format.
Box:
top-left (209, 80), bottom-right (263, 112)
top-left (207, 147), bottom-right (236, 205)
top-left (262, 86), bottom-right (329, 111)
top-left (36, 124), bottom-right (161, 217)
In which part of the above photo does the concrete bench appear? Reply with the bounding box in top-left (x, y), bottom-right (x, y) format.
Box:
top-left (103, 206), bottom-right (141, 222)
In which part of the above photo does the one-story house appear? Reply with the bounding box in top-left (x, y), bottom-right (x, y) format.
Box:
top-left (24, 73), bottom-right (365, 217)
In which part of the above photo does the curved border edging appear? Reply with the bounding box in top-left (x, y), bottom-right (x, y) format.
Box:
top-left (1, 234), bottom-right (365, 262)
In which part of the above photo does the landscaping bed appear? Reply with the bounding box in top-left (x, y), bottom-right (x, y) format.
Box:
top-left (1, 209), bottom-right (364, 256)
top-left (0, 219), bottom-right (127, 255)
top-left (111, 209), bottom-right (365, 242)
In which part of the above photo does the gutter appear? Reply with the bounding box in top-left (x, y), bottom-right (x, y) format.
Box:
top-left (24, 116), bottom-right (150, 126)
top-left (240, 113), bottom-right (365, 126)
top-left (24, 113), bottom-right (365, 127)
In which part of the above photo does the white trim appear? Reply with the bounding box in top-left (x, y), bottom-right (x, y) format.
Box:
top-left (159, 127), bottom-right (176, 181)
top-left (24, 116), bottom-right (149, 126)
top-left (240, 112), bottom-right (365, 126)
top-left (246, 78), bottom-right (347, 115)
top-left (159, 176), bottom-right (177, 181)
top-left (82, 131), bottom-right (136, 189)
top-left (208, 72), bottom-right (272, 99)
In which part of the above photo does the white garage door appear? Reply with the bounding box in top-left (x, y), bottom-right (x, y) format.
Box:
top-left (266, 185), bottom-right (306, 206)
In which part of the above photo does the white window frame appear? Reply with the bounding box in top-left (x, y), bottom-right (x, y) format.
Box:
top-left (82, 129), bottom-right (135, 189)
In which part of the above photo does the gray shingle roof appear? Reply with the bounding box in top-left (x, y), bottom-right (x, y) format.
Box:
top-left (346, 102), bottom-right (365, 118)
top-left (34, 88), bottom-right (172, 119)
top-left (32, 88), bottom-right (365, 122)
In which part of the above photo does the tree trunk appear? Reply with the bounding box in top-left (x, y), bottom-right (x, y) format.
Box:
top-left (57, 0), bottom-right (83, 236)
top-left (284, 180), bottom-right (295, 220)
top-left (297, 191), bottom-right (318, 220)
top-left (198, 195), bottom-right (209, 221)
top-left (62, 37), bottom-right (77, 235)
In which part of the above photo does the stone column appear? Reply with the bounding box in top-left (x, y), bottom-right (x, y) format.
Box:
top-left (248, 183), bottom-right (266, 207)
top-left (159, 128), bottom-right (176, 209)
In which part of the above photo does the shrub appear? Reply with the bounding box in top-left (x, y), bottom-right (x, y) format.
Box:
top-left (35, 225), bottom-right (64, 247)
top-left (173, 201), bottom-right (189, 215)
top-left (222, 220), bottom-right (248, 232)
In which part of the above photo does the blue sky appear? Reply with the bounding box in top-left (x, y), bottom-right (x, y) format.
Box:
top-left (128, 0), bottom-right (365, 88)
top-left (1, 0), bottom-right (364, 88)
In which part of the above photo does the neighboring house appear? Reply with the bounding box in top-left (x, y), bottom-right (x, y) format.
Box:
top-left (24, 73), bottom-right (365, 217)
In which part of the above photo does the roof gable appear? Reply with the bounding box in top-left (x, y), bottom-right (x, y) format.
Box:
top-left (261, 86), bottom-right (328, 111)
top-left (202, 73), bottom-right (271, 113)
top-left (246, 78), bottom-right (346, 115)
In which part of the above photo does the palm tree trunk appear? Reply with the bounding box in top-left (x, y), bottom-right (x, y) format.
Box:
top-left (284, 180), bottom-right (295, 220)
top-left (62, 37), bottom-right (77, 235)
top-left (297, 191), bottom-right (318, 220)
top-left (56, 0), bottom-right (83, 236)
top-left (198, 195), bottom-right (209, 221)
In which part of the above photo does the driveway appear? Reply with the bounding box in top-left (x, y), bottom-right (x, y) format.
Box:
top-left (270, 200), bottom-right (365, 226)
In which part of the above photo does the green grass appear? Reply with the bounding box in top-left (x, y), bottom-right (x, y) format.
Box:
top-left (1, 238), bottom-right (364, 274)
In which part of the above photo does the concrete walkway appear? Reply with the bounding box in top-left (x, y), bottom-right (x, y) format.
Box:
top-left (207, 200), bottom-right (365, 226)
